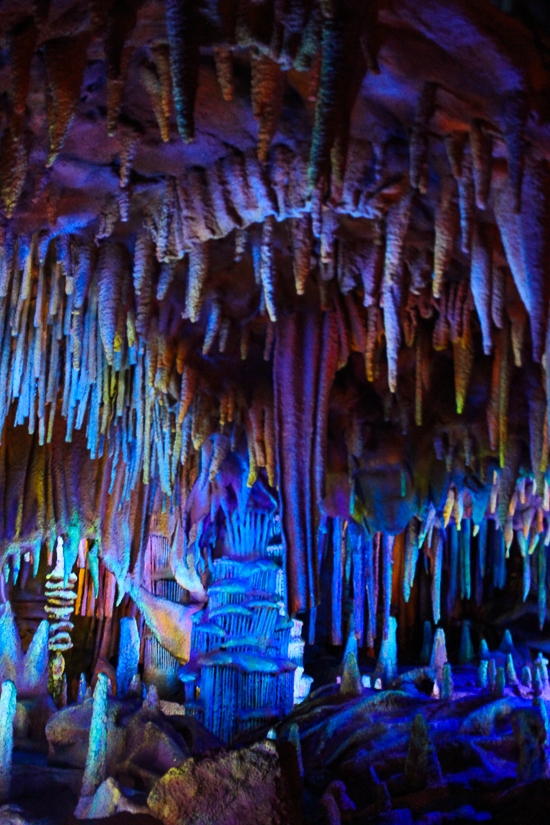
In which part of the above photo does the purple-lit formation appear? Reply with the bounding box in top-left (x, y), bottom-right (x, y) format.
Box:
top-left (0, 0), bottom-right (549, 823)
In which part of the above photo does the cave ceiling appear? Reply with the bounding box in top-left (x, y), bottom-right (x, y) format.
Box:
top-left (0, 0), bottom-right (548, 615)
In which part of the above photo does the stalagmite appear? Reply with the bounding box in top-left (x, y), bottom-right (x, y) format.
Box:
top-left (441, 663), bottom-right (453, 701)
top-left (488, 659), bottom-right (496, 691)
top-left (76, 673), bottom-right (108, 815)
top-left (493, 666), bottom-right (505, 698)
top-left (493, 614), bottom-right (512, 660)
top-left (477, 661), bottom-right (488, 689)
top-left (522, 666), bottom-right (532, 688)
top-left (430, 628), bottom-right (447, 682)
top-left (479, 639), bottom-right (490, 660)
top-left (340, 651), bottom-right (362, 698)
top-left (506, 653), bottom-right (518, 686)
top-left (459, 621), bottom-right (474, 664)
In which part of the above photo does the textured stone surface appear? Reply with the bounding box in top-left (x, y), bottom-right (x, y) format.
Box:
top-left (147, 740), bottom-right (301, 825)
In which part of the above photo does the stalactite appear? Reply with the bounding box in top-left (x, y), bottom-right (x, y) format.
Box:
top-left (493, 184), bottom-right (532, 353)
top-left (118, 127), bottom-right (140, 191)
top-left (140, 45), bottom-right (171, 143)
top-left (433, 175), bottom-right (459, 300)
top-left (364, 535), bottom-right (375, 649)
top-left (133, 229), bottom-right (155, 336)
top-left (403, 518), bottom-right (418, 603)
top-left (361, 240), bottom-right (384, 309)
top-left (471, 223), bottom-right (493, 355)
top-left (186, 244), bottom-right (209, 323)
top-left (263, 391), bottom-right (276, 489)
top-left (457, 150), bottom-right (475, 255)
top-left (213, 47), bottom-right (234, 102)
top-left (383, 191), bottom-right (414, 392)
top-left (523, 552), bottom-right (531, 602)
top-left (290, 215), bottom-right (312, 296)
top-left (430, 529), bottom-right (443, 624)
top-left (518, 156), bottom-right (550, 362)
top-left (410, 82), bottom-right (436, 191)
top-left (487, 325), bottom-right (509, 465)
top-left (491, 265), bottom-right (504, 330)
top-left (97, 242), bottom-right (130, 365)
top-left (260, 216), bottom-right (277, 321)
top-left (331, 519), bottom-right (344, 646)
top-left (274, 310), bottom-right (321, 615)
top-left (453, 331), bottom-right (474, 415)
top-left (308, 1), bottom-right (346, 187)
top-left (415, 329), bottom-right (424, 426)
top-left (382, 534), bottom-right (394, 641)
top-left (445, 132), bottom-right (466, 180)
top-left (0, 122), bottom-right (29, 218)
top-left (538, 543), bottom-right (547, 631)
top-left (459, 519), bottom-right (471, 600)
top-left (501, 91), bottom-right (528, 213)
top-left (44, 35), bottom-right (89, 166)
top-left (165, 0), bottom-right (199, 143)
top-left (202, 299), bottom-right (222, 355)
top-left (9, 18), bottom-right (38, 116)
top-left (251, 54), bottom-right (285, 164)
top-left (528, 375), bottom-right (546, 491)
top-left (469, 121), bottom-right (492, 210)
top-left (314, 311), bottom-right (339, 509)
